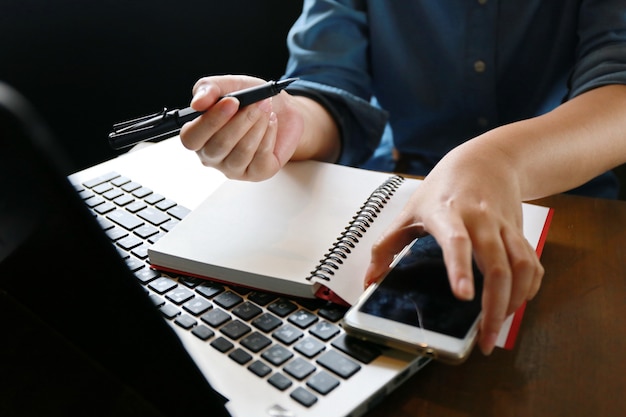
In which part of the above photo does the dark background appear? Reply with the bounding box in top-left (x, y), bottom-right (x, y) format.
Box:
top-left (0, 3), bottom-right (302, 416)
top-left (0, 0), bottom-right (302, 171)
top-left (2, 0), bottom-right (625, 199)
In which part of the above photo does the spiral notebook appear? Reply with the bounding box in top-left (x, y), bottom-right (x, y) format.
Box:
top-left (148, 160), bottom-right (553, 309)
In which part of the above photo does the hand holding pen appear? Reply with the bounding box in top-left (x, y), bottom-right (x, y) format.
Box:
top-left (109, 77), bottom-right (298, 150)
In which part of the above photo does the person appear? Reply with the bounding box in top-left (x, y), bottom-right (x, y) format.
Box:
top-left (179, 1), bottom-right (626, 356)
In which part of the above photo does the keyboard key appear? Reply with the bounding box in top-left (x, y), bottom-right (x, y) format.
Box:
top-left (113, 193), bottom-right (134, 206)
top-left (134, 224), bottom-right (159, 239)
top-left (248, 360), bottom-right (272, 378)
top-left (166, 287), bottom-right (195, 305)
top-left (318, 304), bottom-right (348, 322)
top-left (92, 182), bottom-right (113, 194)
top-left (107, 209), bottom-right (144, 230)
top-left (84, 196), bottom-right (105, 208)
top-left (290, 387), bottom-right (317, 408)
top-left (117, 235), bottom-right (143, 251)
top-left (240, 332), bottom-right (272, 353)
top-left (168, 205), bottom-right (191, 220)
top-left (309, 321), bottom-right (340, 341)
top-left (178, 276), bottom-right (202, 288)
top-left (103, 188), bottom-right (123, 200)
top-left (252, 312), bottom-right (282, 333)
top-left (268, 299), bottom-right (298, 317)
top-left (130, 244), bottom-right (149, 259)
top-left (149, 294), bottom-right (165, 307)
top-left (201, 308), bottom-right (231, 327)
top-left (273, 324), bottom-right (303, 345)
top-left (183, 297), bottom-right (212, 316)
top-left (196, 282), bottom-right (225, 299)
top-left (288, 309), bottom-right (318, 329)
top-left (106, 227), bottom-right (128, 241)
top-left (137, 207), bottom-right (170, 226)
top-left (284, 357), bottom-right (316, 380)
top-left (331, 334), bottom-right (382, 364)
top-left (262, 345), bottom-right (293, 366)
top-left (132, 186), bottom-right (153, 199)
top-left (144, 193), bottom-right (165, 205)
top-left (148, 277), bottom-right (178, 294)
top-left (135, 268), bottom-right (160, 284)
top-left (307, 371), bottom-right (340, 395)
top-left (316, 350), bottom-right (360, 379)
top-left (126, 200), bottom-right (147, 213)
top-left (213, 291), bottom-right (244, 309)
top-left (232, 301), bottom-right (262, 321)
top-left (211, 336), bottom-right (234, 353)
top-left (121, 181), bottom-right (141, 193)
top-left (155, 198), bottom-right (176, 211)
top-left (229, 348), bottom-right (253, 365)
top-left (159, 304), bottom-right (180, 320)
top-left (248, 291), bottom-right (278, 306)
top-left (94, 202), bottom-right (116, 214)
top-left (147, 231), bottom-right (166, 244)
top-left (192, 324), bottom-right (214, 341)
top-left (97, 217), bottom-right (115, 231)
top-left (220, 320), bottom-right (251, 340)
top-left (110, 176), bottom-right (131, 187)
top-left (174, 314), bottom-right (197, 330)
top-left (160, 219), bottom-right (179, 232)
top-left (294, 337), bottom-right (326, 358)
top-left (124, 257), bottom-right (145, 272)
top-left (77, 188), bottom-right (93, 200)
top-left (268, 373), bottom-right (292, 391)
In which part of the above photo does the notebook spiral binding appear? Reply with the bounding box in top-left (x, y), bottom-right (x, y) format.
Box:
top-left (307, 175), bottom-right (406, 282)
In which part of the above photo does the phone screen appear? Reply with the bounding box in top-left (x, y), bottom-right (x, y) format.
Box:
top-left (358, 235), bottom-right (483, 339)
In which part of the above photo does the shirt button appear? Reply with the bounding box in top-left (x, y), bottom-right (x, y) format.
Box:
top-left (477, 0), bottom-right (488, 5)
top-left (474, 60), bottom-right (486, 73)
top-left (477, 117), bottom-right (489, 128)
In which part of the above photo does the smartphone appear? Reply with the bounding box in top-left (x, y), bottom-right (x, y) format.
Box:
top-left (342, 235), bottom-right (483, 364)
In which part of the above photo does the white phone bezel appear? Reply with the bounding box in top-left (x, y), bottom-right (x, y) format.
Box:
top-left (342, 242), bottom-right (481, 364)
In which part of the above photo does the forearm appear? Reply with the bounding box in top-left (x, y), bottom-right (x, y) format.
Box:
top-left (463, 84), bottom-right (626, 200)
top-left (287, 95), bottom-right (341, 163)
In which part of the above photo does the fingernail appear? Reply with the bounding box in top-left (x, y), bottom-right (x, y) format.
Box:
top-left (192, 86), bottom-right (208, 103)
top-left (219, 97), bottom-right (240, 116)
top-left (481, 332), bottom-right (498, 356)
top-left (457, 277), bottom-right (474, 300)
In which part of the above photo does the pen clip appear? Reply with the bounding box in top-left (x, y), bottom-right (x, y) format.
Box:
top-left (109, 107), bottom-right (189, 150)
top-left (111, 107), bottom-right (170, 134)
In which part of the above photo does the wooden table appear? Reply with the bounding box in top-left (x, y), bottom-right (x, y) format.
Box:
top-left (368, 193), bottom-right (626, 417)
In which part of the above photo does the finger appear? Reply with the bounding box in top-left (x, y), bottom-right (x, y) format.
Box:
top-left (189, 82), bottom-right (221, 111)
top-left (245, 112), bottom-right (280, 180)
top-left (365, 217), bottom-right (425, 287)
top-left (221, 107), bottom-right (276, 179)
top-left (180, 97), bottom-right (239, 151)
top-left (501, 228), bottom-right (541, 316)
top-left (194, 99), bottom-right (271, 166)
top-left (528, 253), bottom-right (544, 300)
top-left (426, 214), bottom-right (475, 301)
top-left (472, 229), bottom-right (511, 356)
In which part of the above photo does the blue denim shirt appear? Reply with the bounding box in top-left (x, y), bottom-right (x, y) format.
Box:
top-left (283, 0), bottom-right (626, 198)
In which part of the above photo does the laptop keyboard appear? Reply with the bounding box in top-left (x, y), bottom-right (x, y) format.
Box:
top-left (74, 171), bottom-right (391, 409)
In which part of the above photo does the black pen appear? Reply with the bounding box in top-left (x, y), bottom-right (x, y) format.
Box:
top-left (108, 77), bottom-right (298, 150)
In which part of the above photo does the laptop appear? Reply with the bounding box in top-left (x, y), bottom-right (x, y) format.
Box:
top-left (0, 82), bottom-right (429, 417)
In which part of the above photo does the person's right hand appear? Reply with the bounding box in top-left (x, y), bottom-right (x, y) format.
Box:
top-left (180, 75), bottom-right (305, 181)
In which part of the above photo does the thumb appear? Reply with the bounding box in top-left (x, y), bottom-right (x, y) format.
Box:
top-left (364, 223), bottom-right (425, 287)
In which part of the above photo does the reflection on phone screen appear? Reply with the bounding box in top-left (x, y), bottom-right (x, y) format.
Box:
top-left (359, 235), bottom-right (483, 339)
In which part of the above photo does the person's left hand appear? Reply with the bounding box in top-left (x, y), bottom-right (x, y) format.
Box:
top-left (364, 141), bottom-right (544, 355)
